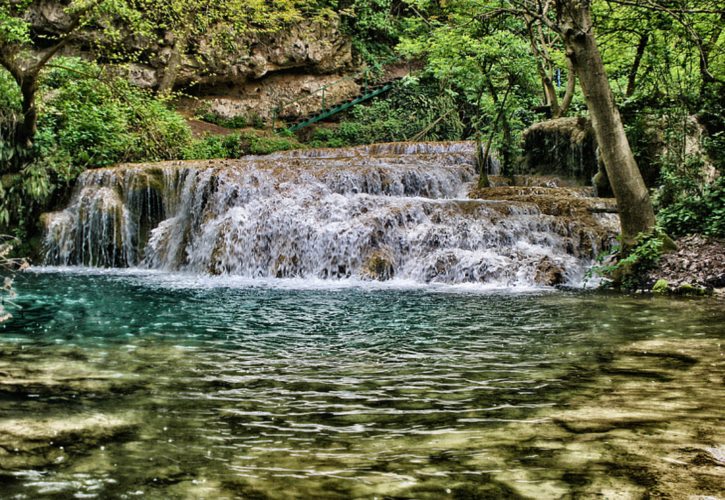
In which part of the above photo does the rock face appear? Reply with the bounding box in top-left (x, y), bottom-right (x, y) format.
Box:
top-left (179, 73), bottom-right (361, 124)
top-left (156, 19), bottom-right (353, 89)
top-left (522, 117), bottom-right (599, 186)
top-left (29, 6), bottom-right (355, 122)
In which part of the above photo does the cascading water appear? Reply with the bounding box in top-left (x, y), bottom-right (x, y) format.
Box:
top-left (42, 142), bottom-right (618, 286)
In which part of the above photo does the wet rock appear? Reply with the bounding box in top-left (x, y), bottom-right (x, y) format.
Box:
top-left (535, 257), bottom-right (565, 286)
top-left (0, 413), bottom-right (138, 470)
top-left (522, 117), bottom-right (599, 184)
top-left (592, 159), bottom-right (613, 198)
top-left (362, 249), bottom-right (395, 281)
top-left (422, 252), bottom-right (460, 282)
top-left (470, 185), bottom-right (619, 259)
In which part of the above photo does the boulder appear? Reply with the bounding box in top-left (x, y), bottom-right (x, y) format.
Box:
top-left (534, 256), bottom-right (565, 286)
top-left (362, 249), bottom-right (396, 281)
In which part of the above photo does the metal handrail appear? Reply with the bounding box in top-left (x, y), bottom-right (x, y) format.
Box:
top-left (272, 68), bottom-right (374, 126)
top-left (272, 56), bottom-right (409, 129)
top-left (287, 80), bottom-right (398, 132)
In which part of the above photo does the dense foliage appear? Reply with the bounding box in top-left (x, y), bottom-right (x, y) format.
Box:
top-left (0, 58), bottom-right (191, 233)
top-left (332, 0), bottom-right (723, 238)
top-left (0, 0), bottom-right (723, 250)
top-left (307, 77), bottom-right (464, 147)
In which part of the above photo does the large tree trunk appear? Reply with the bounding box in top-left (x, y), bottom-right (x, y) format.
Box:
top-left (557, 0), bottom-right (655, 245)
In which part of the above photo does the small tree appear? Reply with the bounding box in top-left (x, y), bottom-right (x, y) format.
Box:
top-left (0, 0), bottom-right (127, 166)
top-left (0, 0), bottom-right (305, 170)
top-left (487, 0), bottom-right (657, 244)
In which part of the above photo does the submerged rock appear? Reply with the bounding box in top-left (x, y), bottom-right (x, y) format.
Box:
top-left (0, 347), bottom-right (143, 397)
top-left (0, 413), bottom-right (138, 470)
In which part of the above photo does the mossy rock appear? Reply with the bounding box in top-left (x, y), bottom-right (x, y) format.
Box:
top-left (126, 168), bottom-right (165, 194)
top-left (676, 283), bottom-right (710, 296)
top-left (361, 249), bottom-right (395, 281)
top-left (652, 279), bottom-right (669, 294)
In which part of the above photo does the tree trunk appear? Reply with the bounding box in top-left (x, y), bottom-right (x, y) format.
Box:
top-left (556, 58), bottom-right (576, 118)
top-left (475, 139), bottom-right (490, 188)
top-left (158, 29), bottom-right (190, 94)
top-left (626, 33), bottom-right (648, 97)
top-left (158, 43), bottom-right (182, 93)
top-left (527, 18), bottom-right (560, 115)
top-left (16, 74), bottom-right (39, 150)
top-left (480, 76), bottom-right (513, 187)
top-left (500, 112), bottom-right (513, 177)
top-left (557, 0), bottom-right (655, 245)
top-left (699, 13), bottom-right (724, 98)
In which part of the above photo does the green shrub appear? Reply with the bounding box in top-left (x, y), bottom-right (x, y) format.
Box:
top-left (183, 130), bottom-right (303, 160)
top-left (1, 57), bottom-right (194, 234)
top-left (198, 112), bottom-right (248, 129)
top-left (40, 61), bottom-right (192, 166)
top-left (242, 131), bottom-right (302, 155)
top-left (197, 110), bottom-right (267, 130)
top-left (183, 134), bottom-right (242, 160)
top-left (657, 176), bottom-right (725, 238)
top-left (590, 229), bottom-right (674, 290)
top-left (307, 78), bottom-right (464, 147)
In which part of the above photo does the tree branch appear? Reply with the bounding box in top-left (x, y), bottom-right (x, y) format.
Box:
top-left (605, 0), bottom-right (724, 15)
top-left (0, 50), bottom-right (23, 83)
top-left (29, 0), bottom-right (106, 74)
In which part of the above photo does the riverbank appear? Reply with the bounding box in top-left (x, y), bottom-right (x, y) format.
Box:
top-left (646, 234), bottom-right (725, 295)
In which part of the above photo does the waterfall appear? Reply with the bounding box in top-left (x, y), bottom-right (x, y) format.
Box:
top-left (42, 142), bottom-right (618, 286)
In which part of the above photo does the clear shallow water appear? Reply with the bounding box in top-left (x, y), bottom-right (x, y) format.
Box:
top-left (1, 270), bottom-right (723, 499)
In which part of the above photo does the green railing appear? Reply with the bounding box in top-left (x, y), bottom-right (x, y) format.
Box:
top-left (273, 64), bottom-right (406, 133)
top-left (287, 81), bottom-right (398, 132)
